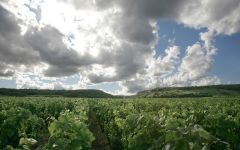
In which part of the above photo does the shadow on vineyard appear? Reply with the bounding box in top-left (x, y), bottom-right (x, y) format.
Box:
top-left (88, 106), bottom-right (111, 150)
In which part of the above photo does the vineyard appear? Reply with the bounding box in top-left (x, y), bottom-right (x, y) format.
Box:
top-left (0, 97), bottom-right (240, 150)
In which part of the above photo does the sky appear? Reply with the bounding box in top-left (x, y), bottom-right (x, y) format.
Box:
top-left (0, 0), bottom-right (240, 95)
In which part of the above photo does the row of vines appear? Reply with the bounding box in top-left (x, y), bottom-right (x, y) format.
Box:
top-left (91, 98), bottom-right (240, 150)
top-left (0, 97), bottom-right (94, 150)
top-left (0, 97), bottom-right (240, 149)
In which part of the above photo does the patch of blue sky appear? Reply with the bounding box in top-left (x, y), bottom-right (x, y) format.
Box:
top-left (87, 82), bottom-right (121, 94)
top-left (0, 79), bottom-right (16, 88)
top-left (58, 75), bottom-right (80, 85)
top-left (210, 33), bottom-right (240, 83)
top-left (155, 20), bottom-right (207, 76)
top-left (156, 20), bottom-right (207, 58)
top-left (157, 20), bottom-right (240, 84)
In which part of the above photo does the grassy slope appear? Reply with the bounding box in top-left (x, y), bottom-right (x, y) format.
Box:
top-left (137, 84), bottom-right (240, 98)
top-left (1, 84), bottom-right (240, 98)
top-left (0, 88), bottom-right (113, 98)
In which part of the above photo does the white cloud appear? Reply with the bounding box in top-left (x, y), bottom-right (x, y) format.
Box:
top-left (15, 72), bottom-right (87, 90)
top-left (179, 43), bottom-right (212, 80)
top-left (120, 31), bottom-right (220, 93)
top-left (178, 0), bottom-right (240, 35)
top-left (148, 46), bottom-right (180, 77)
top-left (0, 0), bottom-right (239, 94)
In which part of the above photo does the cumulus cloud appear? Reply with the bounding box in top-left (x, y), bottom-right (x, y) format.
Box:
top-left (15, 72), bottom-right (87, 90)
top-left (0, 2), bottom-right (154, 83)
top-left (148, 46), bottom-right (180, 77)
top-left (65, 0), bottom-right (240, 35)
top-left (178, 0), bottom-right (240, 35)
top-left (121, 78), bottom-right (149, 94)
top-left (0, 67), bottom-right (14, 77)
top-left (24, 26), bottom-right (96, 77)
top-left (0, 0), bottom-right (239, 93)
top-left (0, 5), bottom-right (40, 77)
top-left (179, 43), bottom-right (213, 80)
top-left (120, 31), bottom-right (219, 94)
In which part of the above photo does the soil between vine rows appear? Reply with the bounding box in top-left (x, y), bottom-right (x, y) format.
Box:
top-left (88, 107), bottom-right (111, 150)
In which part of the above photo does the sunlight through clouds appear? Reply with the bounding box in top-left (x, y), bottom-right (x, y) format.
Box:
top-left (0, 0), bottom-right (240, 94)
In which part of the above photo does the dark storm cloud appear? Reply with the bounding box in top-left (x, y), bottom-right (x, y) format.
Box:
top-left (116, 0), bottom-right (187, 19)
top-left (0, 70), bottom-right (14, 77)
top-left (0, 5), bottom-right (40, 77)
top-left (114, 15), bottom-right (155, 45)
top-left (0, 63), bottom-right (14, 77)
top-left (44, 65), bottom-right (80, 77)
top-left (24, 26), bottom-right (108, 77)
top-left (1, 3), bottom-right (149, 79)
top-left (93, 0), bottom-right (187, 19)
top-left (87, 42), bottom-right (151, 83)
top-left (0, 4), bottom-right (96, 77)
top-left (0, 5), bottom-right (19, 34)
top-left (25, 26), bottom-right (85, 76)
top-left (0, 5), bottom-right (93, 77)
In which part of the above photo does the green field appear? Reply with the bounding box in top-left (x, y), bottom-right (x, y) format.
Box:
top-left (137, 84), bottom-right (240, 98)
top-left (0, 96), bottom-right (240, 150)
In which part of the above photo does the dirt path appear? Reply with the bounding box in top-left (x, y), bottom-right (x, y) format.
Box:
top-left (88, 107), bottom-right (111, 150)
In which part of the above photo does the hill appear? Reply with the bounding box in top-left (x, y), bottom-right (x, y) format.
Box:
top-left (0, 88), bottom-right (113, 98)
top-left (136, 84), bottom-right (240, 98)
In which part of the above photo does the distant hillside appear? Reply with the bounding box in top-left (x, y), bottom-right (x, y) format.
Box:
top-left (137, 84), bottom-right (240, 98)
top-left (0, 88), bottom-right (113, 98)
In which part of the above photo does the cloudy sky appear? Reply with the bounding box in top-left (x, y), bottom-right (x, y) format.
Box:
top-left (0, 0), bottom-right (240, 94)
